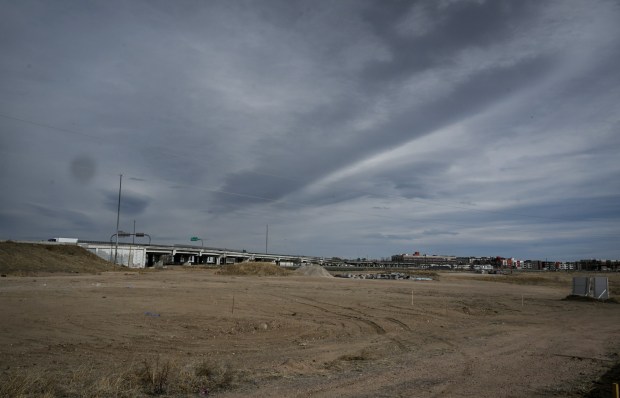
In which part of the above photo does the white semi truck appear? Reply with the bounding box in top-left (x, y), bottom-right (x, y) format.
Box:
top-left (48, 237), bottom-right (79, 243)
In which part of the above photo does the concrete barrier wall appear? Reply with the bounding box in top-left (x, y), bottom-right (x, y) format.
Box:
top-left (87, 246), bottom-right (146, 268)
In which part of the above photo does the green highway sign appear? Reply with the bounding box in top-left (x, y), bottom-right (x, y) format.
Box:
top-left (190, 237), bottom-right (200, 241)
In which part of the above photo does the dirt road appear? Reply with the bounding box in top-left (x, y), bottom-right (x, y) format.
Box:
top-left (0, 269), bottom-right (618, 397)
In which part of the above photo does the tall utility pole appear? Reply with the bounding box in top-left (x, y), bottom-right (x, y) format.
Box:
top-left (114, 174), bottom-right (123, 264)
top-left (265, 224), bottom-right (269, 254)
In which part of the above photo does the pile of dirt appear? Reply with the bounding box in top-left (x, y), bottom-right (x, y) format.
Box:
top-left (0, 241), bottom-right (123, 275)
top-left (295, 264), bottom-right (333, 278)
top-left (215, 262), bottom-right (291, 276)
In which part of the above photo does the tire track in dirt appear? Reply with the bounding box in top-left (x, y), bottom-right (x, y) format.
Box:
top-left (388, 336), bottom-right (409, 351)
top-left (270, 293), bottom-right (419, 336)
top-left (297, 299), bottom-right (386, 335)
top-left (265, 292), bottom-right (362, 333)
top-left (267, 294), bottom-right (452, 389)
top-left (356, 302), bottom-right (429, 321)
top-left (300, 375), bottom-right (365, 398)
top-left (288, 294), bottom-right (377, 318)
top-left (426, 334), bottom-right (475, 398)
top-left (384, 317), bottom-right (411, 331)
top-left (286, 294), bottom-right (387, 335)
top-left (385, 303), bottom-right (439, 317)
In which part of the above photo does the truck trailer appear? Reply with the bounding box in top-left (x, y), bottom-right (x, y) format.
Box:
top-left (48, 237), bottom-right (79, 243)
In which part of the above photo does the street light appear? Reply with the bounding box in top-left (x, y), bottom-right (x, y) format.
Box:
top-left (110, 231), bottom-right (151, 265)
top-left (135, 232), bottom-right (151, 245)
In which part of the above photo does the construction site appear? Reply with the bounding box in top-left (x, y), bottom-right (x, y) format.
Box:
top-left (0, 242), bottom-right (619, 397)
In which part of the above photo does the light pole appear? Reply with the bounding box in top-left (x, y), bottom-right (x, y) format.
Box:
top-left (114, 174), bottom-right (123, 264)
top-left (111, 231), bottom-right (130, 265)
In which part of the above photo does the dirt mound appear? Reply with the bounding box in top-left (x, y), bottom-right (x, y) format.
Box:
top-left (295, 264), bottom-right (333, 278)
top-left (0, 241), bottom-right (122, 275)
top-left (216, 262), bottom-right (291, 276)
top-left (563, 295), bottom-right (618, 304)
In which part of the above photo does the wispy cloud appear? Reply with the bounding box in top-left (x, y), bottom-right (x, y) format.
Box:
top-left (1, 0), bottom-right (619, 260)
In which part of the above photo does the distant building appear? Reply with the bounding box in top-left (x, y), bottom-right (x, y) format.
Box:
top-left (391, 252), bottom-right (457, 266)
top-left (499, 258), bottom-right (524, 269)
top-left (524, 260), bottom-right (543, 270)
top-left (574, 259), bottom-right (619, 271)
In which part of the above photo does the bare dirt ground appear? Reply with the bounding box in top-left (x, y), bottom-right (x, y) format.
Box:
top-left (1, 267), bottom-right (619, 397)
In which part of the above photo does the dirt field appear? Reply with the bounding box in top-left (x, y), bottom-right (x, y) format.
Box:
top-left (1, 267), bottom-right (619, 397)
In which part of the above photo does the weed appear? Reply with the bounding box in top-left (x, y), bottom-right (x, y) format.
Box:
top-left (0, 370), bottom-right (58, 397)
top-left (0, 357), bottom-right (241, 397)
top-left (193, 360), bottom-right (238, 391)
top-left (135, 356), bottom-right (172, 395)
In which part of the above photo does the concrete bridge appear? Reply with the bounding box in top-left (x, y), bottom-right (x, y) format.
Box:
top-left (79, 240), bottom-right (317, 268)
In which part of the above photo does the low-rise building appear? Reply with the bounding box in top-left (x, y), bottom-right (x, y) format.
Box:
top-left (391, 251), bottom-right (457, 266)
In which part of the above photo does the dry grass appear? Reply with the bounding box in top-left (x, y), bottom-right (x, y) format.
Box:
top-left (402, 270), bottom-right (439, 278)
top-left (486, 274), bottom-right (569, 286)
top-left (189, 360), bottom-right (239, 393)
top-left (216, 261), bottom-right (291, 276)
top-left (0, 357), bottom-right (242, 397)
top-left (0, 241), bottom-right (123, 275)
top-left (0, 370), bottom-right (58, 397)
top-left (135, 357), bottom-right (173, 395)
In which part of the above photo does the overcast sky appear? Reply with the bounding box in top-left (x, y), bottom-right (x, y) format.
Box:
top-left (1, 0), bottom-right (619, 261)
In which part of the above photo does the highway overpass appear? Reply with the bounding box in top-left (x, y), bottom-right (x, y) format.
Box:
top-left (78, 240), bottom-right (317, 268)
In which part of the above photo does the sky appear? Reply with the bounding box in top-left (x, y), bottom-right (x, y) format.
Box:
top-left (1, 0), bottom-right (619, 261)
